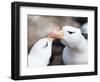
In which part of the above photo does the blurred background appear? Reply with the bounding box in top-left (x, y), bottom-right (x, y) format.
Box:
top-left (28, 15), bottom-right (87, 65)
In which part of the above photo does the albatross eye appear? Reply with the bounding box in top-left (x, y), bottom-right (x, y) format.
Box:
top-left (67, 31), bottom-right (75, 34)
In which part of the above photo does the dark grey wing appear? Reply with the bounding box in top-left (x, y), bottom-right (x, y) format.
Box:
top-left (82, 33), bottom-right (88, 39)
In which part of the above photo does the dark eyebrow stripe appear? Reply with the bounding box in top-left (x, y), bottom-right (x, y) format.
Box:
top-left (67, 31), bottom-right (75, 34)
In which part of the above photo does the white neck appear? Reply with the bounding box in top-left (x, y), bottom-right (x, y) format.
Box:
top-left (70, 36), bottom-right (88, 53)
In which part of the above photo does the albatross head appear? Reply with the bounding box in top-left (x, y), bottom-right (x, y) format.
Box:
top-left (61, 26), bottom-right (83, 48)
top-left (48, 26), bottom-right (83, 48)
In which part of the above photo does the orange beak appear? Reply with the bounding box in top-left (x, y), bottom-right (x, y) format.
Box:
top-left (48, 29), bottom-right (64, 39)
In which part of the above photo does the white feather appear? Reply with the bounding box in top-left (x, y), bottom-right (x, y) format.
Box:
top-left (61, 26), bottom-right (88, 64)
top-left (28, 38), bottom-right (53, 67)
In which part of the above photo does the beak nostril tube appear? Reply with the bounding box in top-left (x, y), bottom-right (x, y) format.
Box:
top-left (67, 31), bottom-right (75, 34)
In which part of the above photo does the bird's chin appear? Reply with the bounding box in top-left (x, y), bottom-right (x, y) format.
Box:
top-left (61, 40), bottom-right (78, 48)
top-left (67, 45), bottom-right (76, 49)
